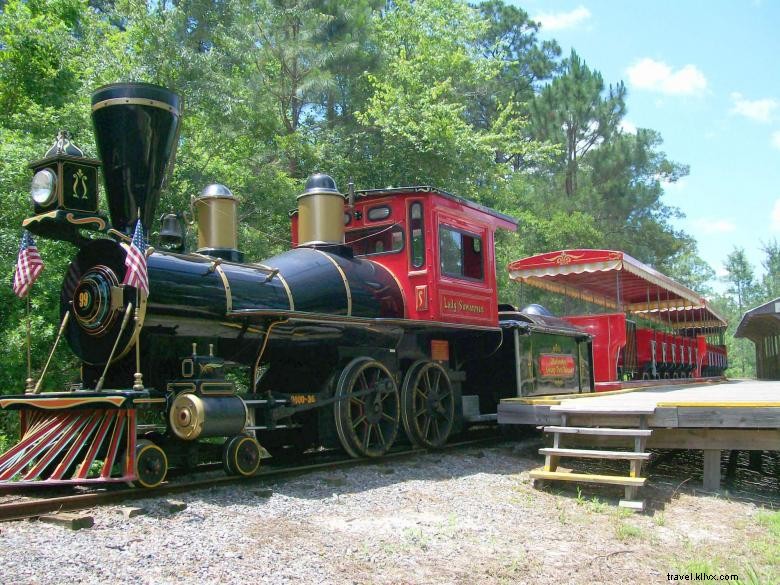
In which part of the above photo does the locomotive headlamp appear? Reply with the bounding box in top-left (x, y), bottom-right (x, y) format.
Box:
top-left (30, 169), bottom-right (57, 206)
top-left (26, 130), bottom-right (101, 216)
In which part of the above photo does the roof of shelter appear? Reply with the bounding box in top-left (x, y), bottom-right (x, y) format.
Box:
top-left (735, 297), bottom-right (780, 340)
top-left (507, 249), bottom-right (727, 330)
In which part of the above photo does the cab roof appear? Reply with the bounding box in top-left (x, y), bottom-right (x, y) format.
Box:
top-left (356, 186), bottom-right (517, 231)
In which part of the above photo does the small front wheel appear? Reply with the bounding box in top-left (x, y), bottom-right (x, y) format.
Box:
top-left (223, 435), bottom-right (264, 477)
top-left (133, 440), bottom-right (168, 488)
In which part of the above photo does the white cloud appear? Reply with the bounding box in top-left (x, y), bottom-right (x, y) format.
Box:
top-left (626, 58), bottom-right (707, 96)
top-left (771, 131), bottom-right (780, 150)
top-left (620, 119), bottom-right (637, 134)
top-left (691, 217), bottom-right (736, 234)
top-left (534, 6), bottom-right (591, 31)
top-left (730, 92), bottom-right (778, 123)
top-left (715, 266), bottom-right (729, 278)
top-left (772, 200), bottom-right (780, 231)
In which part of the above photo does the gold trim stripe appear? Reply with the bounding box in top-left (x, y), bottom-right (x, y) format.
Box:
top-left (133, 398), bottom-right (167, 405)
top-left (274, 271), bottom-right (294, 311)
top-left (0, 396), bottom-right (127, 409)
top-left (371, 260), bottom-right (406, 318)
top-left (92, 97), bottom-right (180, 117)
top-left (313, 250), bottom-right (352, 316)
top-left (215, 264), bottom-right (233, 312)
top-left (256, 263), bottom-right (295, 311)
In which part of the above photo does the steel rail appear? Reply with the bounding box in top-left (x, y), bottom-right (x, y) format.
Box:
top-left (0, 435), bottom-right (504, 522)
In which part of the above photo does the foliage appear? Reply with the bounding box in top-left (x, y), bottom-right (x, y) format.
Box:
top-left (723, 247), bottom-right (761, 311)
top-left (529, 49), bottom-right (626, 198)
top-left (759, 239), bottom-right (780, 299)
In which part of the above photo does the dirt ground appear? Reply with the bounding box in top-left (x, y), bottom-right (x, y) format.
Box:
top-left (0, 439), bottom-right (778, 585)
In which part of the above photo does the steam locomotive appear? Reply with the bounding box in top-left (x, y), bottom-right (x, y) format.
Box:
top-left (0, 83), bottom-right (593, 488)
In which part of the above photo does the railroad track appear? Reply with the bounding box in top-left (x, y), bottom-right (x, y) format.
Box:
top-left (0, 434), bottom-right (505, 522)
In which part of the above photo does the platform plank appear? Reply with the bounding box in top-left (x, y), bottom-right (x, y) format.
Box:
top-left (648, 428), bottom-right (780, 450)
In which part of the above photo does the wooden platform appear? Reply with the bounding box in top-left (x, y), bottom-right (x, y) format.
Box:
top-left (499, 379), bottom-right (780, 497)
top-left (500, 379), bottom-right (780, 430)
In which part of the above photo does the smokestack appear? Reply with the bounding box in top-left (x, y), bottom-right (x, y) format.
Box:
top-left (91, 83), bottom-right (182, 235)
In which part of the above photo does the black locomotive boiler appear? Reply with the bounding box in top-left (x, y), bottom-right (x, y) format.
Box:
top-left (0, 83), bottom-right (593, 488)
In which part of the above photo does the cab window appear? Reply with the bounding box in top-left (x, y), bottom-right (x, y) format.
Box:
top-left (346, 225), bottom-right (404, 256)
top-left (438, 226), bottom-right (483, 280)
top-left (409, 202), bottom-right (425, 268)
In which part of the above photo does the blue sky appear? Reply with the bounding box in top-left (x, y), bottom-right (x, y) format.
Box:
top-left (511, 0), bottom-right (780, 290)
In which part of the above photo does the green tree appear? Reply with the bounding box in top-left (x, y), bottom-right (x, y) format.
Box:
top-left (760, 239), bottom-right (780, 299)
top-left (723, 247), bottom-right (759, 311)
top-left (664, 244), bottom-right (715, 295)
top-left (529, 49), bottom-right (626, 197)
top-left (471, 1), bottom-right (560, 170)
top-left (584, 128), bottom-right (690, 266)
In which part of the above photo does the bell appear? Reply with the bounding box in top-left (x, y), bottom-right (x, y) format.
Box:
top-left (159, 211), bottom-right (185, 252)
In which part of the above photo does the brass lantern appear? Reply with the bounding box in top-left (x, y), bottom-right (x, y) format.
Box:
top-left (29, 131), bottom-right (101, 214)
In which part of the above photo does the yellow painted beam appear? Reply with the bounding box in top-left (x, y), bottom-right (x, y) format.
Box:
top-left (503, 386), bottom-right (647, 405)
top-left (529, 469), bottom-right (646, 487)
top-left (656, 401), bottom-right (780, 408)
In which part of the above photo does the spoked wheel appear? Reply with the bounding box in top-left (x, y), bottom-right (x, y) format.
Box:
top-left (401, 361), bottom-right (455, 448)
top-left (133, 440), bottom-right (168, 488)
top-left (223, 434), bottom-right (264, 477)
top-left (334, 357), bottom-right (400, 458)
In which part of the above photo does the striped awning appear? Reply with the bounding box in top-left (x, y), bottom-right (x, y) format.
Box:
top-left (508, 249), bottom-right (727, 329)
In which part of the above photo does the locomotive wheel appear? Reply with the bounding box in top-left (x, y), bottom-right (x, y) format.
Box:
top-left (223, 435), bottom-right (263, 477)
top-left (401, 361), bottom-right (455, 448)
top-left (334, 357), bottom-right (400, 458)
top-left (133, 440), bottom-right (168, 488)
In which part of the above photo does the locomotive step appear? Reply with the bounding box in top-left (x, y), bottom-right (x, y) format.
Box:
top-left (543, 426), bottom-right (652, 437)
top-left (529, 469), bottom-right (646, 487)
top-left (539, 447), bottom-right (651, 460)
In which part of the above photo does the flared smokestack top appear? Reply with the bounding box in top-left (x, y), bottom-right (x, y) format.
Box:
top-left (91, 83), bottom-right (182, 235)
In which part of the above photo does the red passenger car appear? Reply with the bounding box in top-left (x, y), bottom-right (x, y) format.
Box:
top-left (507, 249), bottom-right (728, 391)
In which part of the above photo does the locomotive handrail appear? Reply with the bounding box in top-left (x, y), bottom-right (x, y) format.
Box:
top-left (95, 303), bottom-right (134, 392)
top-left (251, 318), bottom-right (289, 391)
top-left (32, 309), bottom-right (71, 394)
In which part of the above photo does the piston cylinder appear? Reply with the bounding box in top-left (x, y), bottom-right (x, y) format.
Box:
top-left (169, 393), bottom-right (247, 440)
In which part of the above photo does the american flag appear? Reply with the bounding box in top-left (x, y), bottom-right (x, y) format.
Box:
top-left (13, 230), bottom-right (44, 298)
top-left (122, 220), bottom-right (149, 296)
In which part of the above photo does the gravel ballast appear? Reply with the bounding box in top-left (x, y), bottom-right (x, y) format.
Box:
top-left (0, 441), bottom-right (777, 584)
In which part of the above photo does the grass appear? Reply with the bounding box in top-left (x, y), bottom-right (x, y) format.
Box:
top-left (749, 510), bottom-right (780, 581)
top-left (671, 510), bottom-right (780, 585)
top-left (755, 510), bottom-right (780, 539)
top-left (615, 521), bottom-right (644, 541)
top-left (402, 527), bottom-right (430, 551)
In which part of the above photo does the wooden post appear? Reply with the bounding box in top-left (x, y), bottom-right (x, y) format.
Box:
top-left (702, 449), bottom-right (721, 491)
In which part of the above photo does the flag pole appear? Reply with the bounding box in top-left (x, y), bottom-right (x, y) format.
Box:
top-left (25, 295), bottom-right (34, 393)
top-left (133, 285), bottom-right (144, 391)
top-left (133, 213), bottom-right (144, 391)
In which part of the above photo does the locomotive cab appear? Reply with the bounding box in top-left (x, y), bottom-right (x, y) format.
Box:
top-left (291, 186), bottom-right (517, 327)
